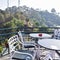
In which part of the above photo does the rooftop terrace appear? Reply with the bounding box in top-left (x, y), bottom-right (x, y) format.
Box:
top-left (0, 27), bottom-right (60, 60)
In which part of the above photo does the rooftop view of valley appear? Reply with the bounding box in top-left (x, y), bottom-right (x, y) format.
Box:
top-left (0, 1), bottom-right (60, 60)
top-left (0, 0), bottom-right (60, 27)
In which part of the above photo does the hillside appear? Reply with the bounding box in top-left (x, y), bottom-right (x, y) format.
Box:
top-left (0, 6), bottom-right (60, 27)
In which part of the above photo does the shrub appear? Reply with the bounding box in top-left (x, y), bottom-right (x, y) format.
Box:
top-left (0, 46), bottom-right (3, 53)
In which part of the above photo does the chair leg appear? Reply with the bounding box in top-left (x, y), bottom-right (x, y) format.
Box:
top-left (44, 53), bottom-right (53, 60)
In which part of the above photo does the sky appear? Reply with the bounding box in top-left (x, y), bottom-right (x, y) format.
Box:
top-left (0, 0), bottom-right (60, 12)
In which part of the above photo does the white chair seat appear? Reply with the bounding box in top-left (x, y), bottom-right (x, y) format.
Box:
top-left (24, 43), bottom-right (35, 48)
top-left (24, 41), bottom-right (35, 44)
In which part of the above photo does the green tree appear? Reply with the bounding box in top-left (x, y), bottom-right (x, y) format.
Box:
top-left (51, 8), bottom-right (56, 13)
top-left (0, 13), bottom-right (5, 23)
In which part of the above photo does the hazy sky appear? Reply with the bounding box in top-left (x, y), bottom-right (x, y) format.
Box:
top-left (0, 0), bottom-right (60, 12)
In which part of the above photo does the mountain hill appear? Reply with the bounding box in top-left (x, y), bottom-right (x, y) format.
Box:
top-left (0, 6), bottom-right (60, 27)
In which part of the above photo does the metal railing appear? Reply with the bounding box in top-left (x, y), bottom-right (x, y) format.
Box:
top-left (0, 26), bottom-right (59, 41)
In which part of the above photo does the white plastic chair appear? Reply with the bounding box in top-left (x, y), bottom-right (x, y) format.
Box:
top-left (44, 53), bottom-right (53, 60)
top-left (44, 50), bottom-right (60, 60)
top-left (53, 29), bottom-right (58, 39)
top-left (18, 31), bottom-right (36, 49)
top-left (8, 35), bottom-right (36, 60)
top-left (57, 29), bottom-right (60, 39)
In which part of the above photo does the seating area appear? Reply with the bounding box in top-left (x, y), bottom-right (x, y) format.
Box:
top-left (1, 30), bottom-right (60, 60)
top-left (8, 34), bottom-right (36, 60)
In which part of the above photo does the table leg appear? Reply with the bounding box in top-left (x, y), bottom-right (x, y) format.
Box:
top-left (35, 38), bottom-right (38, 43)
top-left (55, 50), bottom-right (60, 56)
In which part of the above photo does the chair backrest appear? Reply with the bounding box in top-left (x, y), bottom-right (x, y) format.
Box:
top-left (8, 35), bottom-right (20, 53)
top-left (8, 35), bottom-right (35, 60)
top-left (18, 31), bottom-right (24, 43)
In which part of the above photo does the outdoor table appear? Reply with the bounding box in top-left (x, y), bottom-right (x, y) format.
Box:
top-left (29, 33), bottom-right (52, 59)
top-left (29, 33), bottom-right (52, 43)
top-left (38, 39), bottom-right (60, 58)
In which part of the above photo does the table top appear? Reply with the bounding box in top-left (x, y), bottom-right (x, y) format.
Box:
top-left (29, 33), bottom-right (52, 39)
top-left (38, 39), bottom-right (60, 51)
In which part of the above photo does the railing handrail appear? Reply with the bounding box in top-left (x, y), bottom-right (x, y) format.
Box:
top-left (0, 26), bottom-right (60, 41)
top-left (0, 26), bottom-right (60, 30)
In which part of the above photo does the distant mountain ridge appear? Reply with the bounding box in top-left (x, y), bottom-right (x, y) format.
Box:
top-left (1, 5), bottom-right (60, 27)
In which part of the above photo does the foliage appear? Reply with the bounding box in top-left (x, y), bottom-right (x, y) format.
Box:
top-left (33, 28), bottom-right (39, 32)
top-left (0, 45), bottom-right (3, 53)
top-left (34, 21), bottom-right (39, 26)
top-left (0, 42), bottom-right (3, 53)
top-left (0, 13), bottom-right (5, 23)
top-left (51, 8), bottom-right (56, 13)
top-left (0, 6), bottom-right (60, 27)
